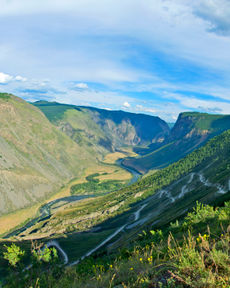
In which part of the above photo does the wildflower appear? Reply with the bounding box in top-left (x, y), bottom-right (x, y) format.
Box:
top-left (203, 234), bottom-right (209, 239)
top-left (130, 267), bottom-right (134, 271)
top-left (148, 256), bottom-right (153, 263)
top-left (110, 264), bottom-right (113, 268)
top-left (139, 257), bottom-right (143, 262)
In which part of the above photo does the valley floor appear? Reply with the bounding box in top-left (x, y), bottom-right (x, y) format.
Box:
top-left (0, 149), bottom-right (133, 238)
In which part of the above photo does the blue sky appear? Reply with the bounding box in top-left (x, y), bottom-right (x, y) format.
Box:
top-left (0, 0), bottom-right (230, 121)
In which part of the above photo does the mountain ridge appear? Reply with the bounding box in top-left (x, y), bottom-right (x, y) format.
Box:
top-left (124, 111), bottom-right (230, 173)
top-left (33, 100), bottom-right (170, 156)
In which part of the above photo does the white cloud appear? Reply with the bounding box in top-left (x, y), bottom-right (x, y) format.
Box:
top-left (15, 75), bottom-right (27, 82)
top-left (136, 104), bottom-right (157, 114)
top-left (0, 72), bottom-right (28, 84)
top-left (54, 89), bottom-right (136, 109)
top-left (123, 101), bottom-right (131, 108)
top-left (1, 0), bottom-right (230, 123)
top-left (0, 72), bottom-right (13, 84)
top-left (74, 83), bottom-right (88, 89)
top-left (135, 102), bottom-right (184, 121)
top-left (167, 92), bottom-right (230, 115)
top-left (1, 0), bottom-right (230, 84)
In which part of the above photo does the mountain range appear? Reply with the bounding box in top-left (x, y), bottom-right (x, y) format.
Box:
top-left (1, 92), bottom-right (230, 287)
top-left (33, 101), bottom-right (170, 157)
top-left (1, 93), bottom-right (230, 216)
top-left (0, 94), bottom-right (168, 216)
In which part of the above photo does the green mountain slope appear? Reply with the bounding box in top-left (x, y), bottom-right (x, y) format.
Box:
top-left (124, 112), bottom-right (230, 173)
top-left (0, 93), bottom-right (95, 215)
top-left (33, 101), bottom-right (170, 157)
top-left (2, 130), bottom-right (230, 287)
top-left (7, 201), bottom-right (229, 288)
top-left (17, 128), bottom-right (230, 265)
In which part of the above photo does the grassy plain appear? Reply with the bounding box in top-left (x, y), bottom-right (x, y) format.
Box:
top-left (0, 204), bottom-right (40, 237)
top-left (103, 148), bottom-right (137, 165)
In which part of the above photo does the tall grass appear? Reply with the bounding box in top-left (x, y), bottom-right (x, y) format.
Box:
top-left (2, 201), bottom-right (229, 287)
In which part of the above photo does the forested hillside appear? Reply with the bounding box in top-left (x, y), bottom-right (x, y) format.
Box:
top-left (124, 112), bottom-right (230, 173)
top-left (7, 127), bottom-right (229, 283)
top-left (23, 128), bottom-right (230, 237)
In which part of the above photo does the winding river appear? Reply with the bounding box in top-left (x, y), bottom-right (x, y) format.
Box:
top-left (116, 158), bottom-right (141, 185)
top-left (4, 158), bottom-right (141, 239)
top-left (4, 195), bottom-right (94, 238)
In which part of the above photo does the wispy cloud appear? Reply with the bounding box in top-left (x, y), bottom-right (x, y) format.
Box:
top-left (15, 75), bottom-right (27, 82)
top-left (193, 0), bottom-right (230, 36)
top-left (0, 0), bottom-right (230, 121)
top-left (136, 105), bottom-right (157, 114)
top-left (74, 83), bottom-right (88, 89)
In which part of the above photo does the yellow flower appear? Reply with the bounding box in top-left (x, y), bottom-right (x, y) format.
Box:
top-left (130, 267), bottom-right (134, 271)
top-left (139, 258), bottom-right (143, 262)
top-left (109, 264), bottom-right (113, 268)
top-left (147, 257), bottom-right (152, 263)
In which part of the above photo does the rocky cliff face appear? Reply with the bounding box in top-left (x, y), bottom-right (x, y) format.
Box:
top-left (170, 113), bottom-right (200, 140)
top-left (85, 107), bottom-right (170, 147)
top-left (171, 112), bottom-right (230, 138)
top-left (34, 102), bottom-right (170, 155)
top-left (170, 112), bottom-right (210, 140)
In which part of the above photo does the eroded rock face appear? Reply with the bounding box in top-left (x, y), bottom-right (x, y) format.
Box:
top-left (34, 101), bottom-right (171, 155)
top-left (92, 109), bottom-right (170, 147)
top-left (171, 112), bottom-right (230, 141)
